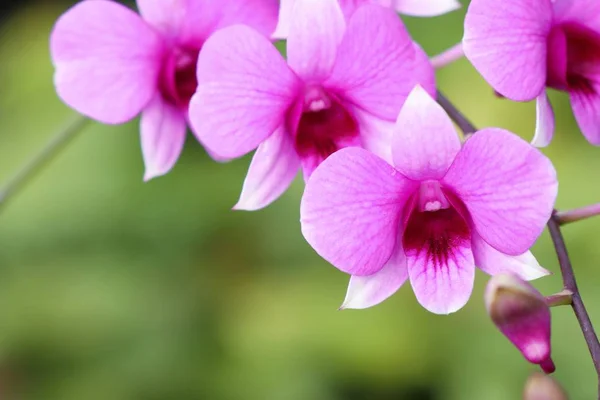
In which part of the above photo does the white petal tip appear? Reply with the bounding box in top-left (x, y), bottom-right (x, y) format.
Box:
top-left (523, 268), bottom-right (552, 281)
top-left (232, 201), bottom-right (262, 212)
top-left (143, 170), bottom-right (161, 182)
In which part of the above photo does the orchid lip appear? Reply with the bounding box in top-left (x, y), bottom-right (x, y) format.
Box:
top-left (159, 46), bottom-right (200, 109)
top-left (292, 85), bottom-right (360, 175)
top-left (418, 180), bottom-right (450, 212)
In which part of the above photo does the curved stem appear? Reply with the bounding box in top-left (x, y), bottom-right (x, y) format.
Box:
top-left (556, 203), bottom-right (600, 225)
top-left (547, 213), bottom-right (600, 396)
top-left (430, 43), bottom-right (464, 69)
top-left (0, 115), bottom-right (89, 210)
top-left (438, 92), bottom-right (600, 398)
top-left (436, 91), bottom-right (477, 136)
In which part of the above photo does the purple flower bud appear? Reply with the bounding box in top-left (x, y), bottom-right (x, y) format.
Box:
top-left (524, 372), bottom-right (567, 400)
top-left (485, 273), bottom-right (555, 373)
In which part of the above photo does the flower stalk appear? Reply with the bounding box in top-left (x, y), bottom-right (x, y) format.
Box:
top-left (439, 91), bottom-right (600, 399)
top-left (430, 42), bottom-right (464, 69)
top-left (0, 115), bottom-right (88, 210)
top-left (436, 91), bottom-right (477, 137)
top-left (545, 290), bottom-right (574, 307)
top-left (556, 203), bottom-right (600, 225)
top-left (547, 212), bottom-right (600, 398)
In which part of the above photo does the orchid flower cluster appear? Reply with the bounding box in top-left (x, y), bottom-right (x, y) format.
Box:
top-left (43, 0), bottom-right (600, 397)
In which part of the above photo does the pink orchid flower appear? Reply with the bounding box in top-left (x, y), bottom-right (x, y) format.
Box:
top-left (50, 0), bottom-right (278, 180)
top-left (463, 0), bottom-right (600, 146)
top-left (300, 86), bottom-right (558, 314)
top-left (189, 1), bottom-right (435, 211)
top-left (274, 0), bottom-right (461, 38)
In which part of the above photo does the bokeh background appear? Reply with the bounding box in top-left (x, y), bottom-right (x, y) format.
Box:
top-left (0, 1), bottom-right (599, 399)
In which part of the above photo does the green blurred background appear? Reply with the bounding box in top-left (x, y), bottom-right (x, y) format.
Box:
top-left (0, 1), bottom-right (599, 399)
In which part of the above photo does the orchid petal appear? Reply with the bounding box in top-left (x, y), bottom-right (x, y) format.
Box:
top-left (301, 147), bottom-right (418, 276)
top-left (326, 4), bottom-right (431, 120)
top-left (392, 85), bottom-right (461, 180)
top-left (140, 96), bottom-right (187, 181)
top-left (463, 0), bottom-right (553, 101)
top-left (234, 127), bottom-right (301, 211)
top-left (532, 91), bottom-right (555, 147)
top-left (189, 25), bottom-right (300, 159)
top-left (272, 0), bottom-right (295, 39)
top-left (353, 108), bottom-right (395, 165)
top-left (341, 245), bottom-right (408, 309)
top-left (50, 0), bottom-right (164, 124)
top-left (552, 0), bottom-right (600, 31)
top-left (396, 0), bottom-right (461, 17)
top-left (443, 129), bottom-right (558, 256)
top-left (570, 84), bottom-right (600, 145)
top-left (472, 232), bottom-right (550, 280)
top-left (286, 0), bottom-right (346, 81)
top-left (137, 0), bottom-right (278, 45)
top-left (406, 229), bottom-right (475, 314)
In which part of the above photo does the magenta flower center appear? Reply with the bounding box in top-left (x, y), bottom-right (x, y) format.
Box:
top-left (294, 86), bottom-right (359, 160)
top-left (547, 23), bottom-right (600, 93)
top-left (403, 181), bottom-right (471, 263)
top-left (159, 47), bottom-right (200, 109)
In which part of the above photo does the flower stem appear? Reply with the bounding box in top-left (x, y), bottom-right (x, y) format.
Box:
top-left (556, 203), bottom-right (600, 225)
top-left (545, 289), bottom-right (573, 307)
top-left (0, 115), bottom-right (89, 210)
top-left (438, 93), bottom-right (600, 398)
top-left (436, 91), bottom-right (477, 136)
top-left (547, 212), bottom-right (600, 398)
top-left (430, 43), bottom-right (464, 69)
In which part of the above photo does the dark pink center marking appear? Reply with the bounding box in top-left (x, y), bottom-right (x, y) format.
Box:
top-left (159, 47), bottom-right (200, 109)
top-left (402, 183), bottom-right (471, 267)
top-left (294, 86), bottom-right (359, 160)
top-left (547, 23), bottom-right (600, 93)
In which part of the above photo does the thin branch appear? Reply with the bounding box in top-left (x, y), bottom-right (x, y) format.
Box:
top-left (436, 91), bottom-right (477, 136)
top-left (556, 203), bottom-right (600, 225)
top-left (0, 115), bottom-right (89, 210)
top-left (545, 289), bottom-right (573, 307)
top-left (430, 43), bottom-right (464, 69)
top-left (439, 93), bottom-right (600, 397)
top-left (547, 213), bottom-right (600, 397)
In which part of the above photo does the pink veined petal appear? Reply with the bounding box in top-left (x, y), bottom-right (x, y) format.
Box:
top-left (140, 95), bottom-right (187, 181)
top-left (353, 108), bottom-right (396, 164)
top-left (569, 84), bottom-right (600, 145)
top-left (212, 0), bottom-right (279, 37)
top-left (406, 231), bottom-right (475, 314)
top-left (412, 42), bottom-right (437, 98)
top-left (301, 147), bottom-right (418, 276)
top-left (472, 232), bottom-right (550, 280)
top-left (136, 0), bottom-right (193, 39)
top-left (463, 0), bottom-right (553, 101)
top-left (395, 0), bottom-right (461, 17)
top-left (392, 85), bottom-right (461, 180)
top-left (189, 25), bottom-right (301, 159)
top-left (326, 4), bottom-right (427, 120)
top-left (443, 129), bottom-right (558, 256)
top-left (532, 91), bottom-right (555, 147)
top-left (341, 244), bottom-right (408, 310)
top-left (138, 0), bottom-right (278, 46)
top-left (286, 0), bottom-right (346, 81)
top-left (552, 0), bottom-right (600, 32)
top-left (272, 0), bottom-right (295, 39)
top-left (50, 0), bottom-right (164, 124)
top-left (234, 126), bottom-right (301, 211)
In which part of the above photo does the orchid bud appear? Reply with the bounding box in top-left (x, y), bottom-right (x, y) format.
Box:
top-left (485, 273), bottom-right (555, 373)
top-left (524, 372), bottom-right (568, 400)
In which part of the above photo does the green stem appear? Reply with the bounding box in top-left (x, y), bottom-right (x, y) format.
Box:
top-left (0, 115), bottom-right (89, 210)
